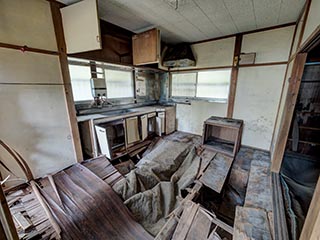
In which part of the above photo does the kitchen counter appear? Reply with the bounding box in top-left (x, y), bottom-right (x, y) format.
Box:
top-left (77, 105), bottom-right (174, 123)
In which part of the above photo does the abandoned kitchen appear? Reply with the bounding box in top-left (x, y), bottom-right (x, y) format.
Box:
top-left (1, 0), bottom-right (320, 239)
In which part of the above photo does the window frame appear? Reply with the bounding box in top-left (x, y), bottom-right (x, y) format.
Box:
top-left (169, 68), bottom-right (232, 103)
top-left (68, 59), bottom-right (136, 104)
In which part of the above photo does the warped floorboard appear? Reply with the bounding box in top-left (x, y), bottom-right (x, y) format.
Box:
top-left (39, 164), bottom-right (152, 240)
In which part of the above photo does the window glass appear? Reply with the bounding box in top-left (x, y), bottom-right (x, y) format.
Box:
top-left (69, 65), bottom-right (93, 101)
top-left (105, 69), bottom-right (134, 98)
top-left (171, 73), bottom-right (197, 97)
top-left (196, 69), bottom-right (231, 100)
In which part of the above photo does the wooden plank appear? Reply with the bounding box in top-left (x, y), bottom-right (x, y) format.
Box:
top-left (50, 1), bottom-right (83, 162)
top-left (0, 186), bottom-right (19, 240)
top-left (40, 164), bottom-right (152, 240)
top-left (234, 206), bottom-right (272, 240)
top-left (199, 153), bottom-right (233, 193)
top-left (271, 53), bottom-right (307, 172)
top-left (227, 34), bottom-right (242, 118)
top-left (13, 212), bottom-right (32, 231)
top-left (185, 209), bottom-right (211, 240)
top-left (197, 149), bottom-right (217, 179)
top-left (172, 201), bottom-right (199, 240)
top-left (300, 176), bottom-right (320, 240)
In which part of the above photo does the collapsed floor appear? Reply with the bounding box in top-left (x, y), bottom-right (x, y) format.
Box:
top-left (4, 131), bottom-right (273, 240)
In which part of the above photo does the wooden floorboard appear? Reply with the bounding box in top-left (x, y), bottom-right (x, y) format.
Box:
top-left (199, 153), bottom-right (234, 193)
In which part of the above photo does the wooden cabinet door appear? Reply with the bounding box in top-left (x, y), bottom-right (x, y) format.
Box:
top-left (125, 117), bottom-right (140, 145)
top-left (165, 107), bottom-right (176, 134)
top-left (61, 0), bottom-right (101, 54)
top-left (140, 115), bottom-right (148, 141)
top-left (132, 28), bottom-right (160, 65)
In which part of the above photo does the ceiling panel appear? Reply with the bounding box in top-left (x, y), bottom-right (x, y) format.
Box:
top-left (59, 0), bottom-right (306, 43)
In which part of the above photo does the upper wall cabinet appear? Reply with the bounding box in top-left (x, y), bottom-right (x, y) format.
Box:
top-left (132, 28), bottom-right (160, 65)
top-left (61, 0), bottom-right (102, 54)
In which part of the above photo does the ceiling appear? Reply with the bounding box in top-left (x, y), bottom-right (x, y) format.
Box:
top-left (60, 0), bottom-right (306, 43)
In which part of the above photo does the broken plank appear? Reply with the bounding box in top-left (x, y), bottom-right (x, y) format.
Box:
top-left (13, 212), bottom-right (32, 231)
top-left (197, 149), bottom-right (217, 179)
top-left (172, 201), bottom-right (199, 240)
top-left (199, 153), bottom-right (233, 193)
top-left (185, 209), bottom-right (212, 240)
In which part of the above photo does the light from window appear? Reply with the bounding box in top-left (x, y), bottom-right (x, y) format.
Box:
top-left (171, 69), bottom-right (231, 101)
top-left (105, 69), bottom-right (134, 98)
top-left (69, 65), bottom-right (93, 101)
top-left (196, 69), bottom-right (231, 100)
top-left (171, 73), bottom-right (197, 97)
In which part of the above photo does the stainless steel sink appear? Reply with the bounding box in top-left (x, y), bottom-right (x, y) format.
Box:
top-left (101, 109), bottom-right (137, 116)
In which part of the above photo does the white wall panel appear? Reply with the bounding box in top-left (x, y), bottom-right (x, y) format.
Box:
top-left (241, 26), bottom-right (295, 63)
top-left (0, 48), bottom-right (62, 84)
top-left (233, 65), bottom-right (287, 150)
top-left (0, 0), bottom-right (57, 51)
top-left (301, 0), bottom-right (320, 45)
top-left (176, 101), bottom-right (227, 135)
top-left (0, 85), bottom-right (76, 179)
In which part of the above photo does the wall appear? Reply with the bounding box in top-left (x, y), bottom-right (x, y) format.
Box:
top-left (173, 26), bottom-right (294, 151)
top-left (176, 101), bottom-right (227, 134)
top-left (233, 26), bottom-right (294, 150)
top-left (172, 37), bottom-right (234, 135)
top-left (0, 0), bottom-right (76, 179)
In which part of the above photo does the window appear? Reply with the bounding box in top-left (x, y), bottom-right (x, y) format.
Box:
top-left (171, 73), bottom-right (197, 97)
top-left (196, 70), bottom-right (231, 99)
top-left (171, 69), bottom-right (231, 102)
top-left (105, 69), bottom-right (134, 98)
top-left (69, 65), bottom-right (93, 101)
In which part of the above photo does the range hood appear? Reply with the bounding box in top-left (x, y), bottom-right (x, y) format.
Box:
top-left (162, 43), bottom-right (196, 68)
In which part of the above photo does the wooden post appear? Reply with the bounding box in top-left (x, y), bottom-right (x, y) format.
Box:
top-left (271, 53), bottom-right (307, 172)
top-left (300, 176), bottom-right (320, 240)
top-left (0, 186), bottom-right (19, 240)
top-left (227, 34), bottom-right (242, 118)
top-left (50, 1), bottom-right (83, 162)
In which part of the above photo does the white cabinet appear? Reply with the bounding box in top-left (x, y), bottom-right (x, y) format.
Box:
top-left (95, 125), bottom-right (112, 159)
top-left (60, 0), bottom-right (101, 54)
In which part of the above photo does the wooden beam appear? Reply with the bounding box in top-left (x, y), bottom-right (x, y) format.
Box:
top-left (300, 176), bottom-right (320, 240)
top-left (50, 1), bottom-right (83, 162)
top-left (0, 186), bottom-right (19, 240)
top-left (227, 34), bottom-right (242, 118)
top-left (271, 53), bottom-right (307, 172)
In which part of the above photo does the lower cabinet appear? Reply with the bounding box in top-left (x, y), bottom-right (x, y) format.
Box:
top-left (95, 120), bottom-right (126, 159)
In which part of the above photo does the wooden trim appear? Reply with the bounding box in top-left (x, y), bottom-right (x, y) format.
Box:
top-left (50, 1), bottom-right (83, 162)
top-left (299, 26), bottom-right (320, 53)
top-left (192, 22), bottom-right (296, 45)
top-left (0, 42), bottom-right (59, 55)
top-left (297, 0), bottom-right (312, 51)
top-left (0, 186), bottom-right (19, 240)
top-left (271, 53), bottom-right (307, 173)
top-left (239, 61), bottom-right (288, 68)
top-left (169, 65), bottom-right (232, 73)
top-left (300, 176), bottom-right (320, 240)
top-left (227, 34), bottom-right (242, 118)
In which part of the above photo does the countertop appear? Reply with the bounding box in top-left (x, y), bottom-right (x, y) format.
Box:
top-left (77, 105), bottom-right (174, 123)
